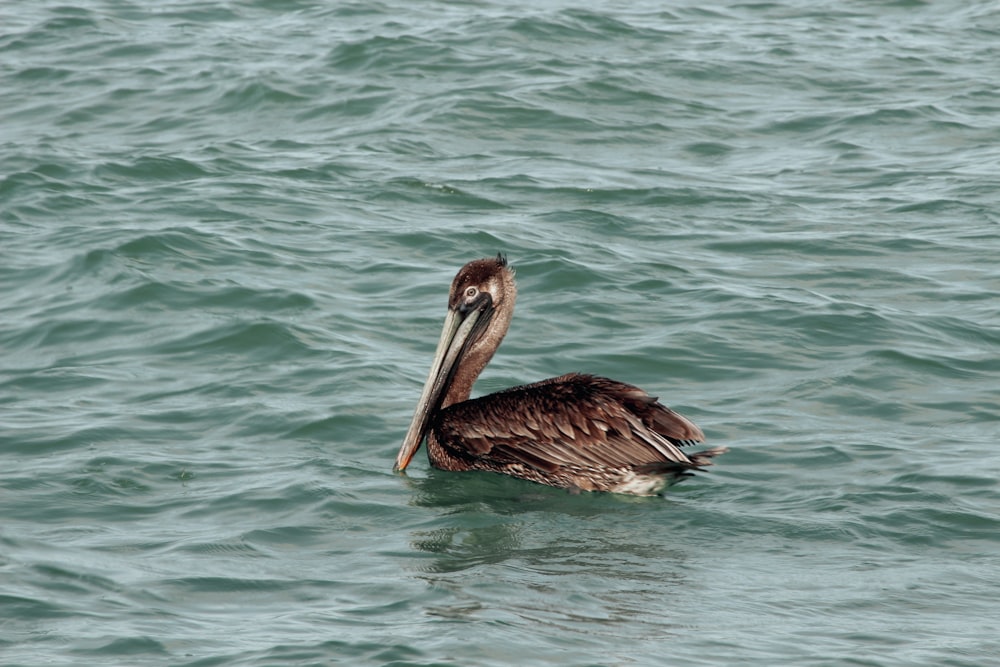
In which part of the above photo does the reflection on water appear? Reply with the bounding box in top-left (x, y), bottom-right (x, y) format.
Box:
top-left (401, 469), bottom-right (699, 642)
top-left (411, 523), bottom-right (524, 573)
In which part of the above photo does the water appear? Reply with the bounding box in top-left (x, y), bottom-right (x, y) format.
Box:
top-left (2, 1), bottom-right (999, 665)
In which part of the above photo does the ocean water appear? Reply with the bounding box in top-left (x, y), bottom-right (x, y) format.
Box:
top-left (2, 1), bottom-right (999, 665)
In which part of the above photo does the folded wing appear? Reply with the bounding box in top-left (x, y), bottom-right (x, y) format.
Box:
top-left (434, 373), bottom-right (717, 474)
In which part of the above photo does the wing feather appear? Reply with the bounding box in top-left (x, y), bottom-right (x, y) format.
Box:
top-left (434, 373), bottom-right (709, 474)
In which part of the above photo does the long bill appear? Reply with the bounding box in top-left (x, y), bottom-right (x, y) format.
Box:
top-left (394, 306), bottom-right (483, 471)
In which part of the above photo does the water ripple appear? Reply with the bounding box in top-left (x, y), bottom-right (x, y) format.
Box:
top-left (3, 1), bottom-right (1000, 666)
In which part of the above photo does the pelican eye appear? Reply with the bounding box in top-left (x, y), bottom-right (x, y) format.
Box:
top-left (457, 285), bottom-right (489, 315)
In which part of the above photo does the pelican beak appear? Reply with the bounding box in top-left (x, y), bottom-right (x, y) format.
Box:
top-left (394, 306), bottom-right (484, 471)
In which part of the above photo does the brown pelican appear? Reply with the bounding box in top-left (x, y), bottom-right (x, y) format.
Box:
top-left (394, 255), bottom-right (726, 495)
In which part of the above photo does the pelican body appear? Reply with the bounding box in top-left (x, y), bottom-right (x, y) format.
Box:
top-left (394, 256), bottom-right (725, 495)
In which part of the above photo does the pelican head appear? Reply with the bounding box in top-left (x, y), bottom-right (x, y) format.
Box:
top-left (394, 255), bottom-right (516, 471)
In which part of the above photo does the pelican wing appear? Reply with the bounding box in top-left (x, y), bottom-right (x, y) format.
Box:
top-left (434, 373), bottom-right (709, 473)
